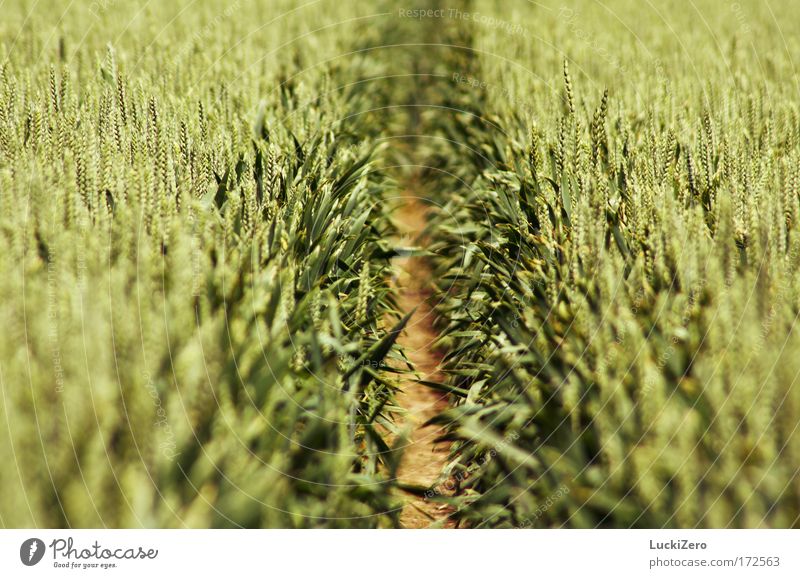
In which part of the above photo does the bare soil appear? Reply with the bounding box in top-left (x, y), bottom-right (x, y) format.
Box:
top-left (391, 192), bottom-right (453, 529)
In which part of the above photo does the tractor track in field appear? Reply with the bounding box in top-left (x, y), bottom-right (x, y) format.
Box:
top-left (391, 186), bottom-right (454, 528)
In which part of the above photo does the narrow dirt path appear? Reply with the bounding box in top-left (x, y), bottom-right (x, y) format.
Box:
top-left (391, 189), bottom-right (453, 528)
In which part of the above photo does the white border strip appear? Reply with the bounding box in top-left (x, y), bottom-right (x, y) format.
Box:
top-left (1, 530), bottom-right (797, 577)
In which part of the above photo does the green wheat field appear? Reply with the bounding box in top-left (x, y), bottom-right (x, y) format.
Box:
top-left (1, 0), bottom-right (799, 528)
